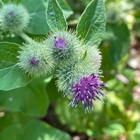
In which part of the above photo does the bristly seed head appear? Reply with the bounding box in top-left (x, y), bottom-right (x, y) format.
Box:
top-left (46, 31), bottom-right (84, 63)
top-left (0, 3), bottom-right (30, 33)
top-left (54, 37), bottom-right (67, 49)
top-left (30, 57), bottom-right (39, 66)
top-left (69, 74), bottom-right (107, 112)
top-left (18, 41), bottom-right (55, 77)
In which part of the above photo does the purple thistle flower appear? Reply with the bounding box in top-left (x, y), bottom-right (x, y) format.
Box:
top-left (54, 37), bottom-right (67, 49)
top-left (69, 74), bottom-right (107, 112)
top-left (30, 57), bottom-right (39, 66)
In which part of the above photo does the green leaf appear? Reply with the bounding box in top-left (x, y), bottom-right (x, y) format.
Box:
top-left (0, 0), bottom-right (22, 4)
top-left (21, 0), bottom-right (72, 35)
top-left (126, 121), bottom-right (137, 131)
top-left (55, 97), bottom-right (103, 133)
top-left (57, 0), bottom-right (73, 19)
top-left (0, 124), bottom-right (22, 140)
top-left (122, 69), bottom-right (135, 81)
top-left (100, 46), bottom-right (117, 80)
top-left (105, 23), bottom-right (130, 64)
top-left (0, 77), bottom-right (50, 117)
top-left (0, 42), bottom-right (32, 91)
top-left (0, 116), bottom-right (71, 140)
top-left (129, 135), bottom-right (140, 140)
top-left (46, 78), bottom-right (61, 102)
top-left (22, 0), bottom-right (50, 35)
top-left (0, 35), bottom-right (24, 45)
top-left (81, 0), bottom-right (91, 6)
top-left (46, 0), bottom-right (67, 31)
top-left (106, 79), bottom-right (124, 91)
top-left (22, 120), bottom-right (71, 140)
top-left (103, 123), bottom-right (125, 137)
top-left (0, 111), bottom-right (70, 140)
top-left (135, 123), bottom-right (140, 135)
top-left (0, 112), bottom-right (33, 132)
top-left (76, 0), bottom-right (106, 46)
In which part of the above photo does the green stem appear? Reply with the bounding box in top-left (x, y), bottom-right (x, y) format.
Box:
top-left (68, 19), bottom-right (79, 26)
top-left (18, 32), bottom-right (33, 43)
top-left (0, 0), bottom-right (4, 5)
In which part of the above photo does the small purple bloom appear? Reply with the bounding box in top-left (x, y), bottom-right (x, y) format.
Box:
top-left (30, 57), bottom-right (39, 66)
top-left (54, 37), bottom-right (67, 49)
top-left (9, 11), bottom-right (14, 16)
top-left (69, 74), bottom-right (107, 112)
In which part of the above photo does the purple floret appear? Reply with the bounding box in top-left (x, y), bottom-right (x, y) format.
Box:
top-left (54, 37), bottom-right (67, 49)
top-left (30, 57), bottom-right (39, 66)
top-left (69, 74), bottom-right (107, 112)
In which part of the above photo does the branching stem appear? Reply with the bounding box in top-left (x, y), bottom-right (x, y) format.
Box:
top-left (18, 32), bottom-right (33, 43)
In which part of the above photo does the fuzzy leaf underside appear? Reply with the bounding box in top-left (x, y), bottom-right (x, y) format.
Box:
top-left (46, 0), bottom-right (67, 32)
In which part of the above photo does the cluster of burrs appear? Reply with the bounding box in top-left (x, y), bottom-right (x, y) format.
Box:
top-left (0, 3), bottom-right (107, 112)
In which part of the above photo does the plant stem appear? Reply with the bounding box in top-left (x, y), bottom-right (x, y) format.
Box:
top-left (18, 32), bottom-right (33, 43)
top-left (68, 19), bottom-right (79, 26)
top-left (0, 0), bottom-right (4, 5)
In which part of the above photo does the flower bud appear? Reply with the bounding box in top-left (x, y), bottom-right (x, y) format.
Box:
top-left (18, 41), bottom-right (54, 77)
top-left (46, 31), bottom-right (83, 64)
top-left (0, 3), bottom-right (29, 33)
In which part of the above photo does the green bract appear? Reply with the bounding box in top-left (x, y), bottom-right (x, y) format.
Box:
top-left (0, 3), bottom-right (29, 33)
top-left (18, 41), bottom-right (55, 77)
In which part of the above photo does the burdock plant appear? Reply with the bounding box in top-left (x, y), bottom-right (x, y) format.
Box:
top-left (46, 0), bottom-right (107, 111)
top-left (0, 0), bottom-right (106, 113)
